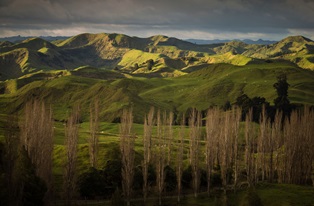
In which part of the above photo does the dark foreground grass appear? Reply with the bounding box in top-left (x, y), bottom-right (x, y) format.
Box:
top-left (51, 183), bottom-right (314, 206)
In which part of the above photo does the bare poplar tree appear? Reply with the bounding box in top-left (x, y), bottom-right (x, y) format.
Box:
top-left (218, 109), bottom-right (233, 194)
top-left (3, 114), bottom-right (19, 203)
top-left (207, 107), bottom-right (240, 194)
top-left (302, 106), bottom-right (314, 186)
top-left (258, 105), bottom-right (268, 182)
top-left (231, 106), bottom-right (241, 191)
top-left (167, 111), bottom-right (174, 165)
top-left (283, 109), bottom-right (314, 184)
top-left (176, 114), bottom-right (185, 202)
top-left (142, 107), bottom-right (154, 203)
top-left (189, 108), bottom-right (201, 198)
top-left (120, 107), bottom-right (135, 206)
top-left (205, 108), bottom-right (220, 195)
top-left (63, 105), bottom-right (80, 206)
top-left (264, 108), bottom-right (274, 182)
top-left (284, 110), bottom-right (300, 184)
top-left (89, 98), bottom-right (100, 168)
top-left (154, 109), bottom-right (167, 206)
top-left (272, 106), bottom-right (314, 185)
top-left (244, 109), bottom-right (257, 186)
top-left (272, 110), bottom-right (284, 183)
top-left (20, 99), bottom-right (54, 204)
top-left (304, 107), bottom-right (314, 186)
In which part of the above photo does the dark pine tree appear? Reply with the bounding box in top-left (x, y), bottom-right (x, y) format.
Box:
top-left (273, 74), bottom-right (291, 118)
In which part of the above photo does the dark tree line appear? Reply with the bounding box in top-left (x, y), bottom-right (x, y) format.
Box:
top-left (235, 73), bottom-right (295, 123)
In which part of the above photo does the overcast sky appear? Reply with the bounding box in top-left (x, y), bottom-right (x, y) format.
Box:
top-left (1, 0), bottom-right (314, 40)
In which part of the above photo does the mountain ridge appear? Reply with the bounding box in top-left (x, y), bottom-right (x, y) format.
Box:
top-left (185, 38), bottom-right (278, 45)
top-left (1, 33), bottom-right (314, 81)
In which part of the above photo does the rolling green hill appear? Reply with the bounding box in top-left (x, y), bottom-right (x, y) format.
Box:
top-left (245, 36), bottom-right (314, 70)
top-left (1, 33), bottom-right (314, 81)
top-left (1, 61), bottom-right (314, 124)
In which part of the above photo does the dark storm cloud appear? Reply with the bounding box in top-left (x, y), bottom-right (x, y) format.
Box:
top-left (0, 0), bottom-right (314, 39)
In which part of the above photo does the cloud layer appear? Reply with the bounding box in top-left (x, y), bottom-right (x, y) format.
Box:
top-left (1, 0), bottom-right (314, 39)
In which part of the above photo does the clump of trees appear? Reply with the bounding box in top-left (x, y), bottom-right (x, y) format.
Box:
top-left (235, 73), bottom-right (294, 123)
top-left (146, 59), bottom-right (154, 70)
top-left (0, 99), bottom-right (53, 205)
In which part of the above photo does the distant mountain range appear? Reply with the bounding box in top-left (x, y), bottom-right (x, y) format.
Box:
top-left (0, 35), bottom-right (277, 45)
top-left (185, 39), bottom-right (277, 45)
top-left (0, 35), bottom-right (69, 43)
top-left (0, 33), bottom-right (314, 81)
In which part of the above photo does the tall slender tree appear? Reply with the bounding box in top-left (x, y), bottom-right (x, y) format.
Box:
top-left (89, 98), bottom-right (100, 168)
top-left (302, 106), bottom-right (314, 187)
top-left (167, 111), bottom-right (174, 166)
top-left (154, 110), bottom-right (167, 206)
top-left (3, 114), bottom-right (19, 204)
top-left (205, 108), bottom-right (220, 195)
top-left (273, 111), bottom-right (284, 183)
top-left (244, 109), bottom-right (257, 186)
top-left (257, 105), bottom-right (267, 182)
top-left (175, 114), bottom-right (185, 203)
top-left (189, 108), bottom-right (201, 198)
top-left (64, 105), bottom-right (80, 206)
top-left (120, 108), bottom-right (135, 206)
top-left (273, 73), bottom-right (291, 117)
top-left (142, 107), bottom-right (154, 203)
top-left (231, 106), bottom-right (241, 191)
top-left (218, 109), bottom-right (235, 194)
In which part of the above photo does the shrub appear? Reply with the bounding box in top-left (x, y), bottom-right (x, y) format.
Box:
top-left (78, 167), bottom-right (106, 199)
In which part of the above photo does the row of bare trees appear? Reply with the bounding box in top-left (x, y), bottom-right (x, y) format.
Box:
top-left (2, 98), bottom-right (313, 205)
top-left (21, 99), bottom-right (55, 204)
top-left (258, 106), bottom-right (314, 185)
top-left (119, 105), bottom-right (314, 205)
top-left (1, 98), bottom-right (101, 205)
top-left (19, 100), bottom-right (83, 205)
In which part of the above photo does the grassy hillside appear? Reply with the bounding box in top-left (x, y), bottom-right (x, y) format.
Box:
top-left (1, 62), bottom-right (314, 124)
top-left (118, 49), bottom-right (164, 68)
top-left (245, 35), bottom-right (314, 70)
